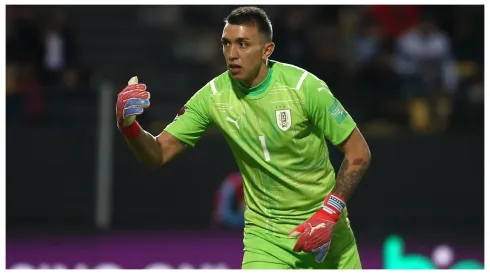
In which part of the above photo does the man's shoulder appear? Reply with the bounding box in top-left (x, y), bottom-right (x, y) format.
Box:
top-left (190, 71), bottom-right (231, 100)
top-left (270, 60), bottom-right (322, 90)
top-left (271, 60), bottom-right (307, 78)
top-left (208, 71), bottom-right (233, 94)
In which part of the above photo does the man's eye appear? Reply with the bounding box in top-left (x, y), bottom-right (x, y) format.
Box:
top-left (239, 42), bottom-right (247, 47)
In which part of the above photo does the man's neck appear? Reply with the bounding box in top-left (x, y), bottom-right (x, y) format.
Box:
top-left (240, 63), bottom-right (269, 88)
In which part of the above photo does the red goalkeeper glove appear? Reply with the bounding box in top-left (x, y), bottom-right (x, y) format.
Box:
top-left (116, 79), bottom-right (150, 139)
top-left (289, 193), bottom-right (346, 263)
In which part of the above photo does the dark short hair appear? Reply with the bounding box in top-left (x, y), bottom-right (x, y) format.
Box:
top-left (225, 6), bottom-right (273, 41)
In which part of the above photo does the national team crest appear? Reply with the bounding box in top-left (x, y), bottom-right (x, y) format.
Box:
top-left (276, 109), bottom-right (292, 131)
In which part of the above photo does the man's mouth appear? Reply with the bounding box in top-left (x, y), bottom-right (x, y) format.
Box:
top-left (229, 64), bottom-right (242, 74)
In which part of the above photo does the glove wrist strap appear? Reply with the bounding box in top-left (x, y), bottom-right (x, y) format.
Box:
top-left (321, 193), bottom-right (346, 219)
top-left (119, 120), bottom-right (142, 139)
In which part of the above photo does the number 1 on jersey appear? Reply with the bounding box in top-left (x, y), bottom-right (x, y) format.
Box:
top-left (259, 135), bottom-right (271, 162)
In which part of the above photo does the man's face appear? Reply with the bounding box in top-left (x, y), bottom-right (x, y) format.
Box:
top-left (221, 23), bottom-right (273, 84)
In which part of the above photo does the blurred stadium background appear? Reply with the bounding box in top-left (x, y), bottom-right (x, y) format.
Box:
top-left (6, 5), bottom-right (484, 269)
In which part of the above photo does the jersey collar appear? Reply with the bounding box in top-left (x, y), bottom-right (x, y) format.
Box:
top-left (233, 63), bottom-right (274, 99)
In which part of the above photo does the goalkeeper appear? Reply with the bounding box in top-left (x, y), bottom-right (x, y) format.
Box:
top-left (116, 6), bottom-right (371, 269)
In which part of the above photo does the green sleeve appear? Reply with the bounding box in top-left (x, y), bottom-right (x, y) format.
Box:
top-left (303, 73), bottom-right (356, 145)
top-left (164, 84), bottom-right (212, 147)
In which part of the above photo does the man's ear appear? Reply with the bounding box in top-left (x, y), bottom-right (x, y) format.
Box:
top-left (263, 42), bottom-right (275, 60)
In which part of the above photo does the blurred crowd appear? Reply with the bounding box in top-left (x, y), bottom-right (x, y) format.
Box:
top-left (6, 5), bottom-right (484, 136)
top-left (6, 6), bottom-right (92, 125)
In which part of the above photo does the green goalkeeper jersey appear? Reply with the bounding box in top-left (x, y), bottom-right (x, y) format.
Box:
top-left (165, 60), bottom-right (356, 237)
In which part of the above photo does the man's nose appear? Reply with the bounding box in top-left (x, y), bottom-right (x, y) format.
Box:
top-left (228, 45), bottom-right (238, 61)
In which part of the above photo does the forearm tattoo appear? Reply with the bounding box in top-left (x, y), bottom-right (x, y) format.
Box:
top-left (332, 157), bottom-right (369, 202)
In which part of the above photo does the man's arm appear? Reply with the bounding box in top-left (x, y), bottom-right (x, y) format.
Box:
top-left (117, 79), bottom-right (212, 168)
top-left (332, 127), bottom-right (371, 202)
top-left (301, 73), bottom-right (370, 200)
top-left (124, 130), bottom-right (187, 168)
top-left (290, 73), bottom-right (371, 262)
top-left (290, 129), bottom-right (370, 260)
